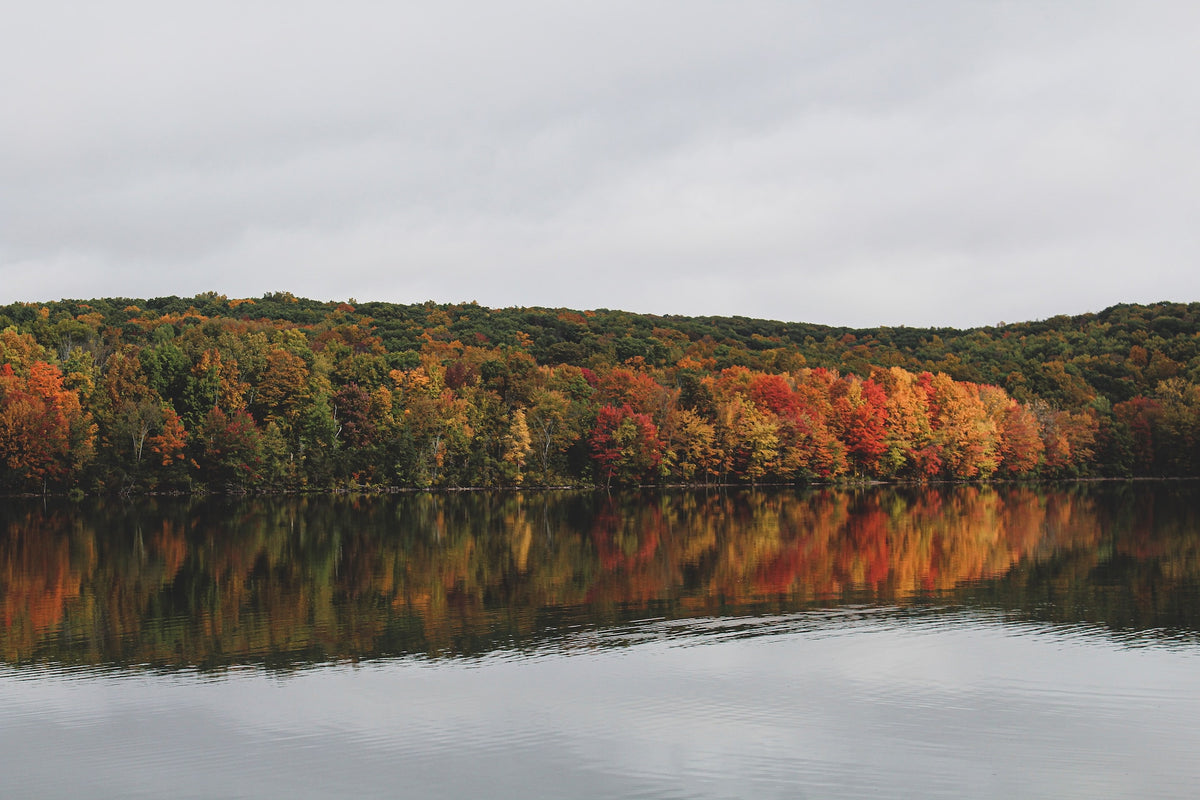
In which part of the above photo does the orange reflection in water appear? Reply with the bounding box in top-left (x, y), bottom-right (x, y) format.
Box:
top-left (0, 484), bottom-right (1195, 667)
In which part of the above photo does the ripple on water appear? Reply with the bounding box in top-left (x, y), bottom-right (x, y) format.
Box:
top-left (5, 608), bottom-right (1200, 799)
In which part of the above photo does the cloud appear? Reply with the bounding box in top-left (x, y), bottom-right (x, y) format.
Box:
top-left (2, 1), bottom-right (1198, 326)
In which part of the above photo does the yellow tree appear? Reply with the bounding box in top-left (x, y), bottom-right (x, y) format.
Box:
top-left (924, 373), bottom-right (1000, 479)
top-left (501, 409), bottom-right (533, 485)
top-left (872, 366), bottom-right (936, 478)
top-left (978, 385), bottom-right (1044, 476)
top-left (667, 408), bottom-right (720, 483)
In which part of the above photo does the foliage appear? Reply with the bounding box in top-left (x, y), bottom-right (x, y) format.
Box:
top-left (0, 295), bottom-right (1198, 492)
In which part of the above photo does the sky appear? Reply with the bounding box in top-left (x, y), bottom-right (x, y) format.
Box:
top-left (2, 1), bottom-right (1198, 329)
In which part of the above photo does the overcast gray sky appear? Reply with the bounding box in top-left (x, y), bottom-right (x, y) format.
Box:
top-left (2, 1), bottom-right (1198, 328)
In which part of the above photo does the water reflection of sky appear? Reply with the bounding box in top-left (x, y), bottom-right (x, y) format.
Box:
top-left (4, 613), bottom-right (1199, 799)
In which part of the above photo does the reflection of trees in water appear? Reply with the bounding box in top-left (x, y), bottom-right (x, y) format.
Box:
top-left (962, 484), bottom-right (1200, 637)
top-left (0, 508), bottom-right (84, 662)
top-left (1, 483), bottom-right (1199, 667)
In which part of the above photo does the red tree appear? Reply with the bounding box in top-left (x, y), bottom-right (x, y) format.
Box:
top-left (589, 404), bottom-right (663, 487)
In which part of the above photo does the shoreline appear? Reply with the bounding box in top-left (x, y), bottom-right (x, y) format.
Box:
top-left (5, 474), bottom-right (1198, 500)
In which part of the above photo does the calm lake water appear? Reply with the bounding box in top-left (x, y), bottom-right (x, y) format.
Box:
top-left (3, 483), bottom-right (1200, 798)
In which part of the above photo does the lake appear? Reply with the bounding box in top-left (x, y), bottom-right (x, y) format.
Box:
top-left (3, 483), bottom-right (1200, 798)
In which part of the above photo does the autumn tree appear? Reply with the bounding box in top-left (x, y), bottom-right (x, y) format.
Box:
top-left (197, 406), bottom-right (264, 490)
top-left (501, 409), bottom-right (533, 485)
top-left (871, 366), bottom-right (936, 479)
top-left (253, 347), bottom-right (310, 431)
top-left (830, 375), bottom-right (889, 476)
top-left (0, 362), bottom-right (95, 491)
top-left (923, 373), bottom-right (1000, 479)
top-left (1115, 396), bottom-right (1162, 474)
top-left (715, 397), bottom-right (780, 483)
top-left (666, 408), bottom-right (720, 483)
top-left (991, 393), bottom-right (1044, 475)
top-left (590, 405), bottom-right (663, 488)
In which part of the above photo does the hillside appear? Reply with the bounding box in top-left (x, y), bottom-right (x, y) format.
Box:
top-left (0, 294), bottom-right (1197, 492)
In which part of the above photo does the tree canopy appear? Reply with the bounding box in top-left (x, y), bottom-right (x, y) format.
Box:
top-left (1, 294), bottom-right (1197, 493)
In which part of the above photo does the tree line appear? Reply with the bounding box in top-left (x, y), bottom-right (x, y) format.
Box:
top-left (0, 294), bottom-right (1197, 493)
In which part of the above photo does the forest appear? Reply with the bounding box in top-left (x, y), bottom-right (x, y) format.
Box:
top-left (0, 293), bottom-right (1197, 493)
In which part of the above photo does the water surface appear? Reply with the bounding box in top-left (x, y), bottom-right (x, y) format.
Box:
top-left (3, 484), bottom-right (1199, 798)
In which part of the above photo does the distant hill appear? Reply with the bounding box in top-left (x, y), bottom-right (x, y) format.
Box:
top-left (8, 294), bottom-right (1198, 399)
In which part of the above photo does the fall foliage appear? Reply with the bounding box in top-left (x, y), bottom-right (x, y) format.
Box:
top-left (0, 294), bottom-right (1198, 492)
